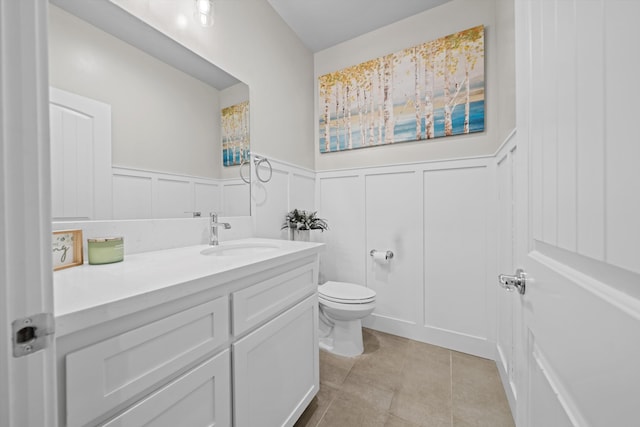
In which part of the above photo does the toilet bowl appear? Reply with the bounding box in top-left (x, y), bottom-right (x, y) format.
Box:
top-left (318, 281), bottom-right (376, 357)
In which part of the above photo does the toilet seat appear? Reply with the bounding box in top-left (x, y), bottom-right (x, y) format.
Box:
top-left (319, 281), bottom-right (376, 304)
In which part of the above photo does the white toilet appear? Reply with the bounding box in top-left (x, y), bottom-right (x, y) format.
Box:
top-left (318, 281), bottom-right (376, 357)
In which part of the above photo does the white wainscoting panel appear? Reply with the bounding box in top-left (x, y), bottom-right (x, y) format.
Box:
top-left (365, 171), bottom-right (421, 325)
top-left (111, 167), bottom-right (242, 219)
top-left (290, 174), bottom-right (316, 212)
top-left (253, 169), bottom-right (289, 239)
top-left (318, 157), bottom-right (494, 357)
top-left (156, 178), bottom-right (192, 219)
top-left (194, 182), bottom-right (221, 217)
top-left (222, 180), bottom-right (250, 216)
top-left (317, 175), bottom-right (366, 287)
top-left (423, 165), bottom-right (489, 343)
top-left (250, 154), bottom-right (316, 240)
top-left (112, 174), bottom-right (153, 220)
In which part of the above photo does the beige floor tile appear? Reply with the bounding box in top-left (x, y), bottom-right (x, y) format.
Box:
top-left (451, 352), bottom-right (497, 386)
top-left (406, 339), bottom-right (451, 366)
top-left (349, 330), bottom-right (409, 391)
top-left (349, 352), bottom-right (405, 391)
top-left (362, 328), bottom-right (413, 358)
top-left (399, 347), bottom-right (451, 401)
top-left (318, 391), bottom-right (389, 427)
top-left (319, 349), bottom-right (356, 388)
top-left (389, 390), bottom-right (452, 427)
top-left (294, 383), bottom-right (339, 427)
top-left (307, 332), bottom-right (512, 427)
top-left (385, 414), bottom-right (422, 427)
top-left (451, 352), bottom-right (514, 427)
top-left (341, 369), bottom-right (395, 412)
top-left (452, 414), bottom-right (515, 427)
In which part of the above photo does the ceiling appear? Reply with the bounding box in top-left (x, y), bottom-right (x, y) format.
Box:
top-left (266, 0), bottom-right (451, 52)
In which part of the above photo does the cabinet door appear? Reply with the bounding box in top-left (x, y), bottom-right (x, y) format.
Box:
top-left (233, 295), bottom-right (319, 427)
top-left (101, 349), bottom-right (231, 427)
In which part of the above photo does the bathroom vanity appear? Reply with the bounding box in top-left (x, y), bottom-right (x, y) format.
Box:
top-left (53, 238), bottom-right (323, 427)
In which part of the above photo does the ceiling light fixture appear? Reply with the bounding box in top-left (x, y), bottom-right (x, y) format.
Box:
top-left (194, 0), bottom-right (214, 27)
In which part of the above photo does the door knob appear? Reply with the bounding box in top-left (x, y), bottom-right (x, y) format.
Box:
top-left (498, 268), bottom-right (526, 295)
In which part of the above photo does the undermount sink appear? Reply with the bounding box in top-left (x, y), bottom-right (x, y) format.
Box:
top-left (200, 242), bottom-right (282, 257)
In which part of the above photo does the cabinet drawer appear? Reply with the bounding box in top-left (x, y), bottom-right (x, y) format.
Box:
top-left (101, 349), bottom-right (231, 427)
top-left (232, 262), bottom-right (317, 336)
top-left (66, 296), bottom-right (229, 427)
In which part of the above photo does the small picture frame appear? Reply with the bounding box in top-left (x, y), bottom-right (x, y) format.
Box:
top-left (52, 229), bottom-right (84, 271)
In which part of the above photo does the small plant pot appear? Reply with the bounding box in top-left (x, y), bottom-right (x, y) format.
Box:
top-left (292, 229), bottom-right (310, 242)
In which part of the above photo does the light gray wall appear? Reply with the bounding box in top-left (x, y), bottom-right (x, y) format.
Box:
top-left (110, 0), bottom-right (315, 171)
top-left (495, 0), bottom-right (516, 142)
top-left (220, 82), bottom-right (250, 110)
top-left (49, 5), bottom-right (223, 179)
top-left (314, 0), bottom-right (515, 171)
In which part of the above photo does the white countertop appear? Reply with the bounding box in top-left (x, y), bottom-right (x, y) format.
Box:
top-left (54, 238), bottom-right (323, 336)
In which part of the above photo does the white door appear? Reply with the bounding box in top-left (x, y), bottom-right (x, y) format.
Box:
top-left (0, 1), bottom-right (57, 426)
top-left (50, 87), bottom-right (112, 221)
top-left (509, 1), bottom-right (640, 426)
top-left (495, 138), bottom-right (521, 412)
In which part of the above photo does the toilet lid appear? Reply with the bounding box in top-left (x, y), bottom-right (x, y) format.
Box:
top-left (319, 281), bottom-right (376, 304)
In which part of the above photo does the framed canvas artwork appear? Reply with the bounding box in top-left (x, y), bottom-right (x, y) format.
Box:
top-left (221, 100), bottom-right (250, 166)
top-left (319, 25), bottom-right (485, 153)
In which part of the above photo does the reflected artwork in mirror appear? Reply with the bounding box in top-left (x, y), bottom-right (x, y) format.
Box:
top-left (49, 0), bottom-right (250, 221)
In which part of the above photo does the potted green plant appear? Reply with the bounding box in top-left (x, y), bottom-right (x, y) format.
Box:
top-left (281, 209), bottom-right (328, 241)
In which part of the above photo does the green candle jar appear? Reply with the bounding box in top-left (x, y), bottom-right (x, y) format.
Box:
top-left (87, 237), bottom-right (124, 265)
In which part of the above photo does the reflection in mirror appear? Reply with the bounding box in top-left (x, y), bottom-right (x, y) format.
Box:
top-left (48, 0), bottom-right (250, 221)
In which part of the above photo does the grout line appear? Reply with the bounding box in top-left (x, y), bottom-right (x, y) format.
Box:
top-left (450, 350), bottom-right (454, 427)
top-left (313, 395), bottom-right (337, 427)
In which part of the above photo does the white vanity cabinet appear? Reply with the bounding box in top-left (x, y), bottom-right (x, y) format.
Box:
top-left (55, 241), bottom-right (322, 427)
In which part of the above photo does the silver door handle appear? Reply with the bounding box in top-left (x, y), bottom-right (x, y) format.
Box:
top-left (498, 268), bottom-right (526, 295)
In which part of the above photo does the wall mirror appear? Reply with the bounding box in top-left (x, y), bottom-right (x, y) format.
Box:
top-left (49, 0), bottom-right (250, 221)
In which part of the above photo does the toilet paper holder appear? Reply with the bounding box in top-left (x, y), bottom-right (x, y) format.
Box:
top-left (370, 249), bottom-right (394, 260)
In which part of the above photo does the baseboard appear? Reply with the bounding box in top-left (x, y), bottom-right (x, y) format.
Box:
top-left (362, 315), bottom-right (495, 360)
top-left (496, 345), bottom-right (518, 422)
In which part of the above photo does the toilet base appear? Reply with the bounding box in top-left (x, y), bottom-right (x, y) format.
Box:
top-left (319, 318), bottom-right (364, 357)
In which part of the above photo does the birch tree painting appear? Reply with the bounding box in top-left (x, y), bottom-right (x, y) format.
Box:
top-left (319, 25), bottom-right (484, 153)
top-left (221, 100), bottom-right (250, 166)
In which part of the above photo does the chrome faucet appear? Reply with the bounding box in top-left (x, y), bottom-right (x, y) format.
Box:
top-left (209, 212), bottom-right (231, 246)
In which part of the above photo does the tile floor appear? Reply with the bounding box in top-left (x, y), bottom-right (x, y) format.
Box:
top-left (295, 328), bottom-right (515, 427)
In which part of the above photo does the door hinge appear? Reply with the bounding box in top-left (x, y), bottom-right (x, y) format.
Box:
top-left (12, 313), bottom-right (55, 357)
